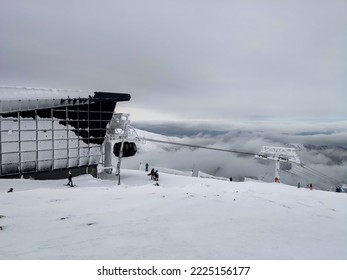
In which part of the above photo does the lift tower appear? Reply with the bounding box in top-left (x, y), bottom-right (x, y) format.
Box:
top-left (255, 146), bottom-right (300, 182)
top-left (103, 113), bottom-right (142, 185)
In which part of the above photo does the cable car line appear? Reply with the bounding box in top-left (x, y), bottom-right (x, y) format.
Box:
top-left (142, 137), bottom-right (342, 189)
top-left (142, 137), bottom-right (256, 156)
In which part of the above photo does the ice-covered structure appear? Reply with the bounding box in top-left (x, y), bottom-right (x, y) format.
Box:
top-left (0, 87), bottom-right (131, 178)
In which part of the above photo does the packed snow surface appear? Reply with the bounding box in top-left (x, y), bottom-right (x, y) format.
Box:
top-left (0, 169), bottom-right (346, 260)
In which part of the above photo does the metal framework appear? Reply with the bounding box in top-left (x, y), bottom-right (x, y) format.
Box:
top-left (255, 146), bottom-right (300, 182)
top-left (101, 113), bottom-right (142, 184)
top-left (0, 91), bottom-right (131, 178)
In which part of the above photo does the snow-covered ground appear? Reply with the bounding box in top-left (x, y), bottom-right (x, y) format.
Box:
top-left (0, 169), bottom-right (346, 260)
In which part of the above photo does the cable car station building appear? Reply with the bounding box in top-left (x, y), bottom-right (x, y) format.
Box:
top-left (0, 87), bottom-right (131, 178)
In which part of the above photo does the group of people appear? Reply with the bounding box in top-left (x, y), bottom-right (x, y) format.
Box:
top-left (145, 164), bottom-right (159, 181)
top-left (148, 168), bottom-right (159, 181)
top-left (297, 182), bottom-right (313, 190)
top-left (146, 163), bottom-right (159, 181)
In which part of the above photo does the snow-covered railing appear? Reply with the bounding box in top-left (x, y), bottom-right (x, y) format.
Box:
top-left (197, 171), bottom-right (230, 181)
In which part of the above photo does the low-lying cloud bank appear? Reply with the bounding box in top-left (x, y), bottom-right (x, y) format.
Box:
top-left (120, 120), bottom-right (347, 191)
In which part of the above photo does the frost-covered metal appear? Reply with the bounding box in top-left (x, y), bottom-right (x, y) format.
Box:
top-left (255, 146), bottom-right (301, 164)
top-left (255, 146), bottom-right (300, 182)
top-left (101, 113), bottom-right (143, 184)
top-left (0, 88), bottom-right (130, 177)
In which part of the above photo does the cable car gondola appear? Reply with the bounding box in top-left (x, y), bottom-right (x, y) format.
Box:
top-left (113, 142), bottom-right (137, 157)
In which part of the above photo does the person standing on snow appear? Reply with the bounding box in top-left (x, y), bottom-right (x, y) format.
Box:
top-left (148, 168), bottom-right (155, 180)
top-left (154, 170), bottom-right (159, 181)
top-left (67, 170), bottom-right (73, 187)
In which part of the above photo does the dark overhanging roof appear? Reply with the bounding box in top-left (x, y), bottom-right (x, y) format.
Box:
top-left (94, 91), bottom-right (131, 100)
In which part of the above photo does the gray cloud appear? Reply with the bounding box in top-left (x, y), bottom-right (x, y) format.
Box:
top-left (1, 0), bottom-right (346, 121)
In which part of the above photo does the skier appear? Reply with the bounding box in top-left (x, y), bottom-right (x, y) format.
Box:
top-left (309, 183), bottom-right (313, 190)
top-left (7, 188), bottom-right (13, 193)
top-left (297, 182), bottom-right (301, 188)
top-left (67, 170), bottom-right (74, 187)
top-left (145, 163), bottom-right (149, 172)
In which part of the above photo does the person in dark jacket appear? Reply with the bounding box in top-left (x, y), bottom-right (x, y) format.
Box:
top-left (148, 168), bottom-right (155, 180)
top-left (154, 170), bottom-right (159, 181)
top-left (67, 170), bottom-right (73, 187)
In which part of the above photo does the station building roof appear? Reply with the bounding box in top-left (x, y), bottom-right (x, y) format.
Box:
top-left (0, 86), bottom-right (131, 114)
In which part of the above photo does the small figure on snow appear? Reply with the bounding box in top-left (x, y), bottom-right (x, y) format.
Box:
top-left (145, 163), bottom-right (149, 172)
top-left (309, 183), bottom-right (313, 190)
top-left (154, 170), bottom-right (159, 181)
top-left (148, 168), bottom-right (155, 180)
top-left (67, 170), bottom-right (74, 187)
top-left (7, 188), bottom-right (13, 193)
top-left (297, 182), bottom-right (301, 188)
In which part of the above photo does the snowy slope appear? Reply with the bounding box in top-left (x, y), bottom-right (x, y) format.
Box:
top-left (135, 128), bottom-right (183, 152)
top-left (0, 170), bottom-right (346, 260)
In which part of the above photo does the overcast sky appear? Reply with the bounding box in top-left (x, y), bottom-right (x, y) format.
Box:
top-left (1, 0), bottom-right (346, 123)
